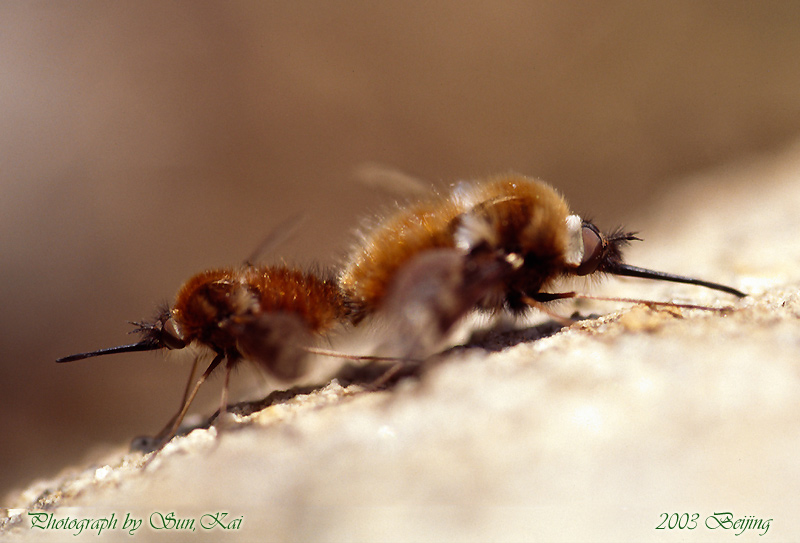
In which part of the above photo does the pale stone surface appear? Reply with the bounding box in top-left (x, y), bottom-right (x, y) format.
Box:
top-left (3, 145), bottom-right (800, 541)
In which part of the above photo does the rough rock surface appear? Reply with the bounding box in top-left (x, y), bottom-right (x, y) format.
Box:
top-left (3, 146), bottom-right (799, 541)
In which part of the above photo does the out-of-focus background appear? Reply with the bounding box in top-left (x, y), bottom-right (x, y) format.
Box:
top-left (3, 2), bottom-right (800, 498)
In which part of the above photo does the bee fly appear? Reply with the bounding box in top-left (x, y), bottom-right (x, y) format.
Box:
top-left (340, 173), bottom-right (745, 357)
top-left (57, 265), bottom-right (351, 448)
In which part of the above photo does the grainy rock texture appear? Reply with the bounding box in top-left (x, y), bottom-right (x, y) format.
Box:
top-left (3, 146), bottom-right (800, 541)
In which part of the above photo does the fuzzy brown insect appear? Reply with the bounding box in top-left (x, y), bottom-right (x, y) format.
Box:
top-left (340, 173), bottom-right (745, 356)
top-left (57, 265), bottom-right (348, 446)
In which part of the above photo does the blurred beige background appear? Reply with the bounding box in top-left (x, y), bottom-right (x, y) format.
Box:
top-left (3, 1), bottom-right (800, 498)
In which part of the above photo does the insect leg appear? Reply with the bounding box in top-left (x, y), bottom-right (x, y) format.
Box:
top-left (154, 352), bottom-right (225, 444)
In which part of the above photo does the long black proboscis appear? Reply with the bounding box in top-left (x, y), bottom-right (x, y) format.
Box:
top-left (607, 263), bottom-right (747, 298)
top-left (56, 341), bottom-right (161, 363)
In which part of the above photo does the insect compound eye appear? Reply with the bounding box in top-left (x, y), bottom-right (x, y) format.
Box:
top-left (160, 317), bottom-right (187, 350)
top-left (574, 223), bottom-right (606, 276)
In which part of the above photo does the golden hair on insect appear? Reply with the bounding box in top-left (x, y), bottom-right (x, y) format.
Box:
top-left (340, 173), bottom-right (745, 356)
top-left (57, 264), bottom-right (349, 448)
top-left (340, 192), bottom-right (464, 321)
